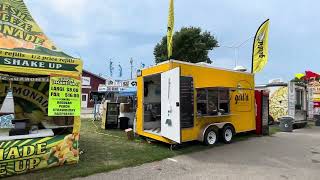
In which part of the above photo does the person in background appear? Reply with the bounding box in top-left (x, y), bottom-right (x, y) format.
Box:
top-left (208, 102), bottom-right (218, 116)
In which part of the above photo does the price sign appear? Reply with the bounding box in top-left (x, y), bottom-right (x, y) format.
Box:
top-left (48, 76), bottom-right (81, 116)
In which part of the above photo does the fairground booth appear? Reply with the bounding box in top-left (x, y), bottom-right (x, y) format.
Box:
top-left (0, 0), bottom-right (82, 177)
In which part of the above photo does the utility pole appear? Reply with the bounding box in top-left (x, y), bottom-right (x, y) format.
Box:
top-left (130, 58), bottom-right (133, 80)
top-left (109, 59), bottom-right (114, 78)
top-left (118, 64), bottom-right (122, 77)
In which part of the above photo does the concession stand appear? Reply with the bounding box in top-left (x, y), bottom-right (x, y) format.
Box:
top-left (135, 60), bottom-right (256, 145)
top-left (0, 0), bottom-right (82, 177)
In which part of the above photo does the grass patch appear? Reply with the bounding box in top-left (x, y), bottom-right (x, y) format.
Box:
top-left (6, 119), bottom-right (258, 180)
top-left (306, 121), bottom-right (315, 128)
top-left (5, 119), bottom-right (211, 180)
top-left (269, 125), bottom-right (281, 135)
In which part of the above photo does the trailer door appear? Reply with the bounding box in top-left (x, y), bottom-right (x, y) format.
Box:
top-left (307, 87), bottom-right (314, 119)
top-left (161, 67), bottom-right (181, 143)
top-left (288, 82), bottom-right (296, 117)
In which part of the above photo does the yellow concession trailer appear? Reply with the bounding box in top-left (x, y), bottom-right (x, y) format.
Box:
top-left (135, 60), bottom-right (256, 145)
top-left (0, 0), bottom-right (82, 177)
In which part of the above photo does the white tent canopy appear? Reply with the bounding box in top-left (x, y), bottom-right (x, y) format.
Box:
top-left (0, 90), bottom-right (14, 114)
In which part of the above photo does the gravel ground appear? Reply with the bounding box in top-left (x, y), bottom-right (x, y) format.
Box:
top-left (76, 126), bottom-right (320, 180)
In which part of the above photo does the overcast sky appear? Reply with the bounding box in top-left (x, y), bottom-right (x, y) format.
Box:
top-left (24, 0), bottom-right (319, 84)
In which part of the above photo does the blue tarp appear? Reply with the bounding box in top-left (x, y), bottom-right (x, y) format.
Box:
top-left (118, 87), bottom-right (137, 96)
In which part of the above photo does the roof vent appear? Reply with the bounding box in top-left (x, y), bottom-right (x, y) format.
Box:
top-left (233, 66), bottom-right (247, 72)
top-left (196, 62), bottom-right (213, 66)
top-left (268, 78), bottom-right (284, 84)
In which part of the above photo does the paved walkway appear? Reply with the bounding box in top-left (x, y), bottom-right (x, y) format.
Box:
top-left (76, 127), bottom-right (320, 180)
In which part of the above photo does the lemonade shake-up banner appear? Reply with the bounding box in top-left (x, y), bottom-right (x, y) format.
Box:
top-left (0, 50), bottom-right (81, 64)
top-left (0, 56), bottom-right (79, 71)
top-left (0, 73), bottom-right (49, 82)
top-left (0, 50), bottom-right (82, 72)
top-left (0, 1), bottom-right (59, 52)
top-left (48, 76), bottom-right (81, 116)
top-left (0, 133), bottom-right (80, 177)
top-left (0, 0), bottom-right (82, 75)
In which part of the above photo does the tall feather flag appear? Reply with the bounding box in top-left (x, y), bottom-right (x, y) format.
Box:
top-left (167, 0), bottom-right (174, 59)
top-left (252, 19), bottom-right (270, 73)
top-left (295, 73), bottom-right (305, 80)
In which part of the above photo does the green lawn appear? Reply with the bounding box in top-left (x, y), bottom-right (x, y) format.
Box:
top-left (5, 119), bottom-right (272, 180)
top-left (269, 125), bottom-right (281, 135)
top-left (6, 119), bottom-right (214, 180)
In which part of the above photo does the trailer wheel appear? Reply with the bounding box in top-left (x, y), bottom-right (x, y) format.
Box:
top-left (203, 126), bottom-right (218, 145)
top-left (221, 125), bottom-right (234, 144)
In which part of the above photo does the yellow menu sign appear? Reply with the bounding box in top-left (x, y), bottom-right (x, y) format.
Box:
top-left (48, 76), bottom-right (81, 116)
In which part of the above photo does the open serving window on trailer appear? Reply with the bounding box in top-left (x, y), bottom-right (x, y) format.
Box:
top-left (136, 60), bottom-right (256, 145)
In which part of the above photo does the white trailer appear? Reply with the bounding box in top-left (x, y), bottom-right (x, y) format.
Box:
top-left (256, 81), bottom-right (312, 127)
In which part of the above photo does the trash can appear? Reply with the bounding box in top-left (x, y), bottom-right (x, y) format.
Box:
top-left (279, 117), bottom-right (293, 132)
top-left (119, 117), bottom-right (129, 130)
top-left (314, 114), bottom-right (320, 126)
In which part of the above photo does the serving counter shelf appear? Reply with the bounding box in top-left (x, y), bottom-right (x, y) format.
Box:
top-left (41, 121), bottom-right (74, 129)
top-left (0, 129), bottom-right (54, 141)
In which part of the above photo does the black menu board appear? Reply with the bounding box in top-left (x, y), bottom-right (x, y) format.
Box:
top-left (180, 76), bottom-right (194, 128)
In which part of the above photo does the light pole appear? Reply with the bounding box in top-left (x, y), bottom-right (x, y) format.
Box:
top-left (130, 58), bottom-right (133, 80)
top-left (118, 64), bottom-right (122, 78)
top-left (108, 58), bottom-right (114, 78)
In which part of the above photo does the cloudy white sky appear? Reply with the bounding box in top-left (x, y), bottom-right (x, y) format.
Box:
top-left (25, 0), bottom-right (319, 84)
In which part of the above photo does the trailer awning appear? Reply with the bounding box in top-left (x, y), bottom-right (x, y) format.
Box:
top-left (118, 87), bottom-right (137, 96)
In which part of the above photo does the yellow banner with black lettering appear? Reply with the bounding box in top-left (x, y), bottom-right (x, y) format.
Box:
top-left (252, 19), bottom-right (269, 74)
